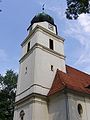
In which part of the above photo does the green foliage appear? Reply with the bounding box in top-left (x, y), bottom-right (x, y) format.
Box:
top-left (0, 0), bottom-right (90, 19)
top-left (66, 0), bottom-right (90, 19)
top-left (0, 70), bottom-right (18, 120)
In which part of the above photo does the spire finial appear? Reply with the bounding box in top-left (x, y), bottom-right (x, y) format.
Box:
top-left (42, 3), bottom-right (45, 12)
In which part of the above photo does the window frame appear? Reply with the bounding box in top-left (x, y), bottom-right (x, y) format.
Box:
top-left (49, 39), bottom-right (54, 50)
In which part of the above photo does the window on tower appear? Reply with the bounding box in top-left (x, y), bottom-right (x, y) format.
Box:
top-left (27, 42), bottom-right (30, 52)
top-left (25, 67), bottom-right (27, 74)
top-left (51, 65), bottom-right (54, 71)
top-left (49, 39), bottom-right (54, 50)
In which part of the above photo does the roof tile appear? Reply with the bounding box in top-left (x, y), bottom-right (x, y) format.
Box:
top-left (48, 65), bottom-right (90, 96)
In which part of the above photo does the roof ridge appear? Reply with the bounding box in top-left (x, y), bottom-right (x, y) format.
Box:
top-left (66, 64), bottom-right (90, 77)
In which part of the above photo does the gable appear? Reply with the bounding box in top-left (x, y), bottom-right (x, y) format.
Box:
top-left (48, 65), bottom-right (90, 96)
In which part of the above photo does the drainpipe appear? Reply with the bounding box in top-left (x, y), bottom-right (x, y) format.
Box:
top-left (64, 89), bottom-right (70, 120)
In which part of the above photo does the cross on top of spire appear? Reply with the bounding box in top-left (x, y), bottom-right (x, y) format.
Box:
top-left (42, 4), bottom-right (45, 12)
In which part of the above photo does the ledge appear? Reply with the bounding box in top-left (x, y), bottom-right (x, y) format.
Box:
top-left (19, 43), bottom-right (66, 63)
top-left (21, 25), bottom-right (65, 47)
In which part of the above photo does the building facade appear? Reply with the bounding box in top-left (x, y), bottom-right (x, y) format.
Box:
top-left (13, 12), bottom-right (90, 120)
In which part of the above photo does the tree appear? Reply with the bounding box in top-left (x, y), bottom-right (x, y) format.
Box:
top-left (65, 0), bottom-right (90, 19)
top-left (0, 70), bottom-right (18, 120)
top-left (0, 0), bottom-right (90, 19)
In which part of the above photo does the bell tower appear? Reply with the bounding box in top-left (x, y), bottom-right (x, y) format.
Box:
top-left (13, 12), bottom-right (66, 120)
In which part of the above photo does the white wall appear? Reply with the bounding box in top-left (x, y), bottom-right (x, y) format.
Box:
top-left (14, 97), bottom-right (49, 120)
top-left (16, 50), bottom-right (35, 101)
top-left (22, 28), bottom-right (64, 58)
top-left (22, 21), bottom-right (57, 57)
top-left (16, 23), bottom-right (65, 100)
top-left (85, 98), bottom-right (90, 120)
top-left (22, 32), bottom-right (37, 57)
top-left (36, 30), bottom-right (64, 55)
top-left (67, 93), bottom-right (90, 120)
top-left (32, 97), bottom-right (49, 120)
top-left (48, 92), bottom-right (90, 120)
top-left (48, 93), bottom-right (67, 120)
top-left (13, 100), bottom-right (33, 120)
top-left (34, 48), bottom-right (65, 95)
top-left (31, 22), bottom-right (56, 34)
top-left (15, 21), bottom-right (66, 120)
top-left (16, 46), bottom-right (65, 101)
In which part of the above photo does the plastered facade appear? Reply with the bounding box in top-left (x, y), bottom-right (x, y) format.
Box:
top-left (14, 95), bottom-right (49, 120)
top-left (67, 92), bottom-right (90, 120)
top-left (14, 20), bottom-right (66, 120)
top-left (16, 22), bottom-right (66, 102)
top-left (31, 22), bottom-right (56, 34)
top-left (48, 92), bottom-right (67, 120)
top-left (48, 91), bottom-right (90, 120)
top-left (13, 17), bottom-right (90, 120)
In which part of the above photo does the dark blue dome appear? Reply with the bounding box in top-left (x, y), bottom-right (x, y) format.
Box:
top-left (31, 12), bottom-right (54, 25)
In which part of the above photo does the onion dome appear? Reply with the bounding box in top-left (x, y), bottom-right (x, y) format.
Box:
top-left (31, 12), bottom-right (54, 25)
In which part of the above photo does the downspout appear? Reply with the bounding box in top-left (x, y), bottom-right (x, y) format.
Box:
top-left (64, 89), bottom-right (70, 120)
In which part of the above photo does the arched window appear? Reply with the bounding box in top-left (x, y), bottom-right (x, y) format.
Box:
top-left (20, 110), bottom-right (25, 120)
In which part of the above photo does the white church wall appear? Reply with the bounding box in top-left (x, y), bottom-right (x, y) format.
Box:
top-left (32, 97), bottom-right (49, 120)
top-left (37, 30), bottom-right (49, 47)
top-left (48, 92), bottom-right (90, 120)
top-left (14, 96), bottom-right (49, 120)
top-left (34, 48), bottom-right (66, 95)
top-left (48, 93), bottom-right (67, 120)
top-left (67, 93), bottom-right (90, 120)
top-left (16, 50), bottom-right (35, 101)
top-left (14, 15), bottom-right (67, 120)
top-left (16, 27), bottom-right (66, 100)
top-left (13, 100), bottom-right (33, 120)
top-left (22, 22), bottom-right (64, 57)
top-left (21, 32), bottom-right (37, 57)
top-left (85, 97), bottom-right (90, 120)
top-left (32, 22), bottom-right (56, 34)
top-left (36, 30), bottom-right (64, 55)
top-left (22, 28), bottom-right (64, 58)
top-left (16, 45), bottom-right (65, 101)
top-left (54, 39), bottom-right (64, 56)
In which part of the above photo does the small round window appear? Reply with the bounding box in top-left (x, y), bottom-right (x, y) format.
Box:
top-left (77, 104), bottom-right (83, 117)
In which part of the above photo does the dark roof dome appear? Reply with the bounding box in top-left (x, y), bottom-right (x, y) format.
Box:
top-left (31, 12), bottom-right (54, 25)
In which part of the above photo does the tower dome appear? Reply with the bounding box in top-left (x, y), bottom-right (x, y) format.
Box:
top-left (31, 12), bottom-right (55, 25)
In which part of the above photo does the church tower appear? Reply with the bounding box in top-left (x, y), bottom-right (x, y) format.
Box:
top-left (13, 12), bottom-right (66, 120)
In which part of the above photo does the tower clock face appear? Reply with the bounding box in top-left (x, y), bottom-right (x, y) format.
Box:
top-left (48, 23), bottom-right (54, 31)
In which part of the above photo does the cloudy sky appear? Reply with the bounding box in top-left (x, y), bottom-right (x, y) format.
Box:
top-left (0, 0), bottom-right (90, 75)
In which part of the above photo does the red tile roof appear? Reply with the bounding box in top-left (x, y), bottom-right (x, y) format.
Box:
top-left (48, 65), bottom-right (90, 96)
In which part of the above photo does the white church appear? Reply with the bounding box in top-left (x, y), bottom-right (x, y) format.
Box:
top-left (13, 12), bottom-right (90, 120)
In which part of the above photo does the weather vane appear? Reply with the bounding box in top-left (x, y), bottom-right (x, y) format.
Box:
top-left (42, 3), bottom-right (45, 12)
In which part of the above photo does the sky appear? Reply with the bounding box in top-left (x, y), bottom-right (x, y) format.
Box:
top-left (0, 0), bottom-right (90, 75)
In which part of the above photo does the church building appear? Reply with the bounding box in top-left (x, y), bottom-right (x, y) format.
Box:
top-left (13, 12), bottom-right (90, 120)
